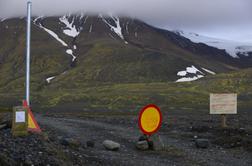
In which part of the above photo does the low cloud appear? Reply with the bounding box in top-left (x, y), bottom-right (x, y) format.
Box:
top-left (0, 0), bottom-right (251, 41)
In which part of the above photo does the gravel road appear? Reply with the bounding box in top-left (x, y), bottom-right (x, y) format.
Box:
top-left (35, 112), bottom-right (252, 166)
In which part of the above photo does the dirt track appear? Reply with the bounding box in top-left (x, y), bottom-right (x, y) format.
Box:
top-left (36, 110), bottom-right (252, 166)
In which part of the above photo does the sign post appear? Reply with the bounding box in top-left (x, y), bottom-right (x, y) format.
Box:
top-left (138, 104), bottom-right (164, 151)
top-left (26, 1), bottom-right (31, 106)
top-left (12, 106), bottom-right (28, 137)
top-left (221, 114), bottom-right (227, 128)
top-left (210, 93), bottom-right (237, 128)
top-left (24, 1), bottom-right (41, 133)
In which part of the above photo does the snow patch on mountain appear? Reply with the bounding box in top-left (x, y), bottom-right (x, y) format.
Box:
top-left (59, 15), bottom-right (80, 37)
top-left (101, 14), bottom-right (128, 44)
top-left (0, 18), bottom-right (6, 22)
top-left (177, 71), bottom-right (187, 76)
top-left (35, 18), bottom-right (79, 62)
top-left (38, 23), bottom-right (68, 47)
top-left (89, 24), bottom-right (93, 33)
top-left (176, 75), bottom-right (204, 82)
top-left (201, 67), bottom-right (216, 75)
top-left (33, 16), bottom-right (44, 23)
top-left (176, 65), bottom-right (215, 82)
top-left (66, 49), bottom-right (76, 62)
top-left (46, 76), bottom-right (56, 83)
top-left (46, 71), bottom-right (68, 84)
top-left (174, 30), bottom-right (252, 58)
top-left (177, 65), bottom-right (203, 76)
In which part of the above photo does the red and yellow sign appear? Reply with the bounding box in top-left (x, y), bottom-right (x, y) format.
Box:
top-left (138, 104), bottom-right (162, 135)
top-left (23, 100), bottom-right (41, 133)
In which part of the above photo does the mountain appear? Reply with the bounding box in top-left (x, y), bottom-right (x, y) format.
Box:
top-left (174, 30), bottom-right (252, 58)
top-left (0, 14), bottom-right (251, 110)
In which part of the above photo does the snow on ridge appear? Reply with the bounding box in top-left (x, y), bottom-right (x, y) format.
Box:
top-left (46, 76), bottom-right (56, 83)
top-left (176, 65), bottom-right (216, 82)
top-left (0, 18), bottom-right (7, 22)
top-left (177, 71), bottom-right (187, 76)
top-left (174, 30), bottom-right (252, 58)
top-left (89, 24), bottom-right (93, 33)
top-left (236, 46), bottom-right (252, 56)
top-left (176, 65), bottom-right (204, 82)
top-left (59, 15), bottom-right (80, 37)
top-left (176, 75), bottom-right (204, 83)
top-left (38, 23), bottom-right (68, 47)
top-left (187, 65), bottom-right (203, 74)
top-left (33, 16), bottom-right (44, 23)
top-left (201, 68), bottom-right (216, 75)
top-left (177, 65), bottom-right (203, 76)
top-left (83, 16), bottom-right (89, 24)
top-left (101, 14), bottom-right (128, 44)
top-left (46, 71), bottom-right (68, 84)
top-left (66, 49), bottom-right (76, 62)
top-left (35, 18), bottom-right (79, 62)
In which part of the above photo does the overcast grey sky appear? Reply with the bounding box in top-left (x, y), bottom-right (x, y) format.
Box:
top-left (0, 0), bottom-right (251, 42)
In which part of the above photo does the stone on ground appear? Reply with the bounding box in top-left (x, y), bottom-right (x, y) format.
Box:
top-left (136, 140), bottom-right (149, 150)
top-left (102, 140), bottom-right (120, 151)
top-left (151, 134), bottom-right (165, 151)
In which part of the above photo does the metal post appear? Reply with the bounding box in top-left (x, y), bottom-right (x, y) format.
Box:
top-left (221, 114), bottom-right (227, 128)
top-left (26, 1), bottom-right (32, 106)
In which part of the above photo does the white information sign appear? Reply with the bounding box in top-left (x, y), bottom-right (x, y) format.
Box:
top-left (15, 111), bottom-right (26, 123)
top-left (210, 93), bottom-right (237, 114)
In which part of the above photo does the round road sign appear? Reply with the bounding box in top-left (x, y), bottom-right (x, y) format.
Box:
top-left (138, 104), bottom-right (162, 135)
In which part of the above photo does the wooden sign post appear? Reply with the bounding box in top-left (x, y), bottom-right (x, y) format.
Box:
top-left (12, 106), bottom-right (28, 137)
top-left (210, 93), bottom-right (237, 128)
top-left (221, 114), bottom-right (227, 128)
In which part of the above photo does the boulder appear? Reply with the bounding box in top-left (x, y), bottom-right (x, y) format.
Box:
top-left (136, 140), bottom-right (149, 150)
top-left (150, 134), bottom-right (165, 151)
top-left (195, 139), bottom-right (209, 148)
top-left (102, 140), bottom-right (120, 151)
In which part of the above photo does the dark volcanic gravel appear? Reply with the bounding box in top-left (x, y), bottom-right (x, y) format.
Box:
top-left (0, 110), bottom-right (252, 166)
top-left (0, 129), bottom-right (62, 165)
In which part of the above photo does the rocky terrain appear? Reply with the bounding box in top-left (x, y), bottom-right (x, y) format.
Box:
top-left (0, 109), bottom-right (251, 166)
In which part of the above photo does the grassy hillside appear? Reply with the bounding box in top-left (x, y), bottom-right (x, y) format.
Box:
top-left (0, 17), bottom-right (251, 112)
top-left (0, 68), bottom-right (251, 113)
